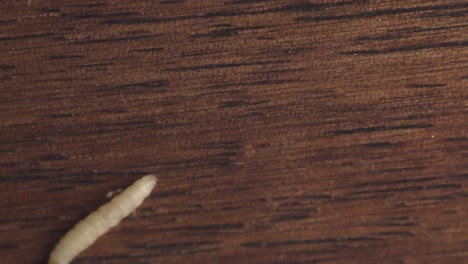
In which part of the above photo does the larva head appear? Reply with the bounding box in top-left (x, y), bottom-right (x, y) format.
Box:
top-left (129, 174), bottom-right (158, 195)
top-left (141, 174), bottom-right (158, 189)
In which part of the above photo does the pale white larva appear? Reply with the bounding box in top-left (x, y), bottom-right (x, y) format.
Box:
top-left (49, 175), bottom-right (158, 264)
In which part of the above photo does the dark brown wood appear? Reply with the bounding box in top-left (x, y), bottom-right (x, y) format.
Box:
top-left (1, 0), bottom-right (467, 263)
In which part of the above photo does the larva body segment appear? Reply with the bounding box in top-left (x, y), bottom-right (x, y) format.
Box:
top-left (49, 175), bottom-right (157, 264)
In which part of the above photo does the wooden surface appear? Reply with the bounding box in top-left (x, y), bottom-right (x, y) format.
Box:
top-left (1, 0), bottom-right (467, 263)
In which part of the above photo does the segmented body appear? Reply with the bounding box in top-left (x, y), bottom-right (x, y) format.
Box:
top-left (49, 175), bottom-right (157, 264)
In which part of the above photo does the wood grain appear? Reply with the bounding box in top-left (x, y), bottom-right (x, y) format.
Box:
top-left (0, 0), bottom-right (467, 263)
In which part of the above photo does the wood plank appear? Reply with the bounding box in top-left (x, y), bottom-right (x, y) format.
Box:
top-left (0, 0), bottom-right (467, 263)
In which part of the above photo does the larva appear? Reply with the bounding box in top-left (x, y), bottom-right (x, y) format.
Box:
top-left (49, 175), bottom-right (158, 264)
